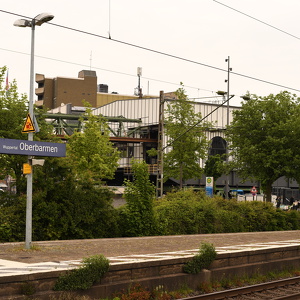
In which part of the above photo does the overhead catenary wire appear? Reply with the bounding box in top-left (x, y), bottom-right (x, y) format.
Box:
top-left (213, 0), bottom-right (300, 41)
top-left (50, 21), bottom-right (300, 93)
top-left (1, 9), bottom-right (300, 94)
top-left (0, 47), bottom-right (213, 94)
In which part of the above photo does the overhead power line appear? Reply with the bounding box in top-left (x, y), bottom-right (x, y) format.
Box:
top-left (50, 22), bottom-right (300, 93)
top-left (0, 47), bottom-right (213, 93)
top-left (213, 0), bottom-right (300, 41)
top-left (1, 9), bottom-right (300, 94)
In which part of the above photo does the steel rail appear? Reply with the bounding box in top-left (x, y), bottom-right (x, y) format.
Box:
top-left (273, 293), bottom-right (300, 300)
top-left (180, 276), bottom-right (300, 300)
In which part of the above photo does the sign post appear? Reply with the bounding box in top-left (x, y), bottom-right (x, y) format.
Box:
top-left (205, 177), bottom-right (214, 197)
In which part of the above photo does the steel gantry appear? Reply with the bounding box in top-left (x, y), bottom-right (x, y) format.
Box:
top-left (43, 113), bottom-right (143, 138)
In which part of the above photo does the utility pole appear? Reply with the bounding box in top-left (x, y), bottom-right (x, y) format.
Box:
top-left (225, 56), bottom-right (232, 199)
top-left (156, 91), bottom-right (164, 198)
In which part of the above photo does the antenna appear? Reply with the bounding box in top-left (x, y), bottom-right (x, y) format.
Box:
top-left (108, 0), bottom-right (111, 39)
top-left (136, 67), bottom-right (142, 98)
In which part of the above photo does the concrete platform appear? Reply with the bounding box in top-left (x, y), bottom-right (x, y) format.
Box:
top-left (0, 231), bottom-right (299, 277)
top-left (0, 232), bottom-right (299, 299)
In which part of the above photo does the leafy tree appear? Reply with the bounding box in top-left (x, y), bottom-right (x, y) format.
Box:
top-left (66, 105), bottom-right (120, 186)
top-left (204, 154), bottom-right (225, 193)
top-left (0, 66), bottom-right (29, 194)
top-left (122, 159), bottom-right (156, 236)
top-left (226, 91), bottom-right (300, 202)
top-left (0, 66), bottom-right (57, 194)
top-left (164, 85), bottom-right (209, 188)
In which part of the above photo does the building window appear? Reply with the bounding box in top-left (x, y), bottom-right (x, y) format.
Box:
top-left (128, 146), bottom-right (134, 158)
top-left (209, 136), bottom-right (226, 159)
top-left (116, 144), bottom-right (127, 158)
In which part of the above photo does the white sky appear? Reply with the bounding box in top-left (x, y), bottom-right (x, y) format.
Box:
top-left (1, 0), bottom-right (300, 106)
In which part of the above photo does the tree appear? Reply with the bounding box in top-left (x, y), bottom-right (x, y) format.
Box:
top-left (122, 159), bottom-right (156, 236)
top-left (66, 105), bottom-right (120, 185)
top-left (164, 85), bottom-right (209, 188)
top-left (0, 66), bottom-right (57, 195)
top-left (226, 91), bottom-right (300, 202)
top-left (0, 66), bottom-right (29, 194)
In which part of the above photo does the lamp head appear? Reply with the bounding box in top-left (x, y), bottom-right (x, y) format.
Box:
top-left (14, 19), bottom-right (31, 27)
top-left (216, 90), bottom-right (227, 96)
top-left (34, 13), bottom-right (54, 26)
top-left (14, 13), bottom-right (54, 28)
top-left (240, 95), bottom-right (251, 101)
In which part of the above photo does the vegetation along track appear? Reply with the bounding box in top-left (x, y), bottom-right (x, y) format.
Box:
top-left (181, 276), bottom-right (300, 299)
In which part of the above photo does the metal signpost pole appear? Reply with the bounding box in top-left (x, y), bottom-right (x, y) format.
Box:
top-left (25, 19), bottom-right (35, 250)
top-left (14, 13), bottom-right (54, 249)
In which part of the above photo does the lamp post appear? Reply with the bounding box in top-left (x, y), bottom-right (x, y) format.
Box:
top-left (14, 13), bottom-right (54, 249)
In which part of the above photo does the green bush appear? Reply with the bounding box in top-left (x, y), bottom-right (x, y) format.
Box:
top-left (32, 180), bottom-right (120, 240)
top-left (183, 242), bottom-right (217, 274)
top-left (0, 194), bottom-right (26, 242)
top-left (54, 254), bottom-right (109, 291)
top-left (2, 185), bottom-right (300, 241)
top-left (154, 189), bottom-right (300, 235)
top-left (154, 189), bottom-right (213, 235)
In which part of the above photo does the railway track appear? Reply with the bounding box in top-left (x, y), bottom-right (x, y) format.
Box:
top-left (181, 276), bottom-right (300, 299)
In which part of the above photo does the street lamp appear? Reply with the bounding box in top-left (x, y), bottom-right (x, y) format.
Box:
top-left (14, 12), bottom-right (54, 249)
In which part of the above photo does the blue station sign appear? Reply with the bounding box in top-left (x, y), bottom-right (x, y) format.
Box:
top-left (0, 138), bottom-right (66, 157)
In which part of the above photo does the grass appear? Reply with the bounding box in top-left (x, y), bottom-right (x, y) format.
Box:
top-left (11, 243), bottom-right (42, 252)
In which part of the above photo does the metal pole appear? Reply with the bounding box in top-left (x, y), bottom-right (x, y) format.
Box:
top-left (225, 56), bottom-right (230, 199)
top-left (156, 91), bottom-right (164, 198)
top-left (25, 20), bottom-right (35, 249)
top-left (138, 74), bottom-right (142, 98)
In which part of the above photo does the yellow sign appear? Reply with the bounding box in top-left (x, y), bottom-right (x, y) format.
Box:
top-left (23, 163), bottom-right (32, 175)
top-left (22, 114), bottom-right (36, 133)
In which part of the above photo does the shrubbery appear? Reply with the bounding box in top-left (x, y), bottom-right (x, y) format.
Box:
top-left (0, 194), bottom-right (26, 242)
top-left (32, 183), bottom-right (119, 241)
top-left (153, 189), bottom-right (300, 235)
top-left (54, 254), bottom-right (109, 291)
top-left (1, 187), bottom-right (300, 242)
top-left (183, 242), bottom-right (217, 274)
top-left (0, 181), bottom-right (120, 242)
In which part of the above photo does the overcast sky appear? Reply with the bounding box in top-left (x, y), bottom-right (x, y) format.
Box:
top-left (1, 0), bottom-right (300, 106)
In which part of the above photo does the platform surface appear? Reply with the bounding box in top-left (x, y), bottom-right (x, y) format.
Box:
top-left (0, 231), bottom-right (299, 277)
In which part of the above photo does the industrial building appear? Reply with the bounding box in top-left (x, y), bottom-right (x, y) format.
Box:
top-left (35, 70), bottom-right (147, 109)
top-left (37, 70), bottom-right (299, 197)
